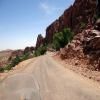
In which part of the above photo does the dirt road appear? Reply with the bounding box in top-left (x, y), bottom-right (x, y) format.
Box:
top-left (0, 54), bottom-right (100, 100)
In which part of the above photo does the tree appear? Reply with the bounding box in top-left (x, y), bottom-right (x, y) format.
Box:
top-left (53, 32), bottom-right (64, 50)
top-left (34, 45), bottom-right (47, 57)
top-left (63, 28), bottom-right (74, 45)
top-left (11, 55), bottom-right (21, 67)
top-left (52, 28), bottom-right (74, 50)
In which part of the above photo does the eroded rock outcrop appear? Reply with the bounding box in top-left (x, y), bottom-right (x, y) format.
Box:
top-left (36, 34), bottom-right (45, 48)
top-left (24, 47), bottom-right (34, 54)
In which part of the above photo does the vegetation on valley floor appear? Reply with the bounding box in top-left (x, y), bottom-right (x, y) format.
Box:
top-left (0, 52), bottom-right (33, 72)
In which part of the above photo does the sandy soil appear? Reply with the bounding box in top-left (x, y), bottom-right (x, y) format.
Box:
top-left (53, 54), bottom-right (100, 84)
top-left (0, 58), bottom-right (36, 81)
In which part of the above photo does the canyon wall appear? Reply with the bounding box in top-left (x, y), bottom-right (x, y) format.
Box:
top-left (36, 0), bottom-right (97, 48)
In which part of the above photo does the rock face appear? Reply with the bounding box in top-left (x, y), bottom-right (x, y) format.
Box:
top-left (45, 0), bottom-right (96, 44)
top-left (36, 34), bottom-right (44, 48)
top-left (83, 25), bottom-right (100, 70)
top-left (97, 0), bottom-right (100, 17)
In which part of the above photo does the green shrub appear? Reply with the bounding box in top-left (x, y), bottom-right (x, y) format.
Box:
top-left (4, 64), bottom-right (13, 71)
top-left (52, 28), bottom-right (74, 50)
top-left (53, 32), bottom-right (64, 50)
top-left (2, 53), bottom-right (33, 72)
top-left (34, 45), bottom-right (47, 57)
top-left (63, 28), bottom-right (74, 44)
top-left (4, 56), bottom-right (21, 71)
top-left (0, 67), bottom-right (4, 73)
top-left (20, 53), bottom-right (30, 61)
top-left (80, 22), bottom-right (86, 29)
top-left (11, 56), bottom-right (21, 67)
top-left (94, 14), bottom-right (100, 21)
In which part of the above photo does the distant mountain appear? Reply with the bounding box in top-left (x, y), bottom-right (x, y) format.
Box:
top-left (0, 49), bottom-right (13, 53)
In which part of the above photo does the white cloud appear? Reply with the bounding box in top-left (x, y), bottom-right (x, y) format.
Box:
top-left (40, 2), bottom-right (51, 14)
top-left (39, 2), bottom-right (63, 15)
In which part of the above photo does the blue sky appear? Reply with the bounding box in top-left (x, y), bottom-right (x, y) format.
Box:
top-left (0, 0), bottom-right (75, 50)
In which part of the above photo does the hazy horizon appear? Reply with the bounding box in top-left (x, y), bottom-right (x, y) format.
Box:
top-left (0, 0), bottom-right (75, 51)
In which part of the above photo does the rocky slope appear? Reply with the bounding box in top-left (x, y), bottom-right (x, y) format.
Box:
top-left (0, 46), bottom-right (35, 68)
top-left (0, 50), bottom-right (13, 67)
top-left (59, 21), bottom-right (100, 69)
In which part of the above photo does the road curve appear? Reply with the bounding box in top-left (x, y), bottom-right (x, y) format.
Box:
top-left (0, 54), bottom-right (100, 100)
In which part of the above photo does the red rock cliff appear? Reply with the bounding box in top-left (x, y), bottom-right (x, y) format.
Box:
top-left (45, 0), bottom-right (97, 44)
top-left (36, 0), bottom-right (97, 48)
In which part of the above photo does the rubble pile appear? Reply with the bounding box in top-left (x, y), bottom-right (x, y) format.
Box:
top-left (60, 19), bottom-right (100, 70)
